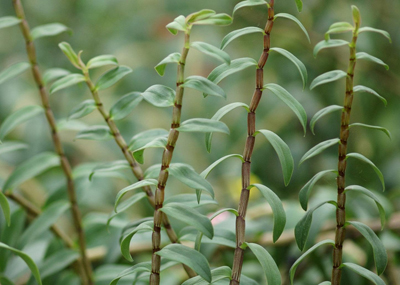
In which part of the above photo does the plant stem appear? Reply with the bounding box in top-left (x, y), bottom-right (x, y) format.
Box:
top-left (331, 20), bottom-right (359, 285)
top-left (149, 30), bottom-right (191, 285)
top-left (230, 1), bottom-right (275, 284)
top-left (12, 1), bottom-right (93, 284)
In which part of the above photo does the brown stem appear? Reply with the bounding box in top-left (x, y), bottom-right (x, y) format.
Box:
top-left (11, 1), bottom-right (93, 283)
top-left (331, 22), bottom-right (359, 285)
top-left (230, 2), bottom-right (274, 284)
top-left (149, 31), bottom-right (191, 285)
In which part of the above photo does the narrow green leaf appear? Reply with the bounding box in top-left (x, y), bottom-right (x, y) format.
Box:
top-left (86, 55), bottom-right (118, 69)
top-left (289, 240), bottom-right (335, 284)
top-left (205, 103), bottom-right (249, 152)
top-left (75, 125), bottom-right (112, 141)
top-left (0, 141), bottom-right (28, 155)
top-left (313, 39), bottom-right (349, 57)
top-left (299, 169), bottom-right (337, 210)
top-left (181, 266), bottom-right (232, 285)
top-left (120, 221), bottom-right (154, 261)
top-left (68, 99), bottom-right (96, 120)
top-left (299, 138), bottom-right (340, 165)
top-left (200, 154), bottom-right (244, 179)
top-left (264, 83), bottom-right (307, 133)
top-left (325, 22), bottom-right (354, 39)
top-left (58, 42), bottom-right (81, 69)
top-left (128, 129), bottom-right (169, 152)
top-left (166, 15), bottom-right (187, 35)
top-left (156, 244), bottom-right (212, 282)
top-left (294, 0), bottom-right (303, 12)
top-left (0, 242), bottom-right (42, 285)
top-left (50, 73), bottom-right (86, 93)
top-left (192, 14), bottom-right (232, 26)
top-left (207, 57), bottom-right (258, 85)
top-left (358, 27), bottom-right (392, 43)
top-left (95, 66), bottom-right (132, 90)
top-left (233, 0), bottom-right (267, 14)
top-left (346, 153), bottom-right (385, 190)
top-left (110, 92), bottom-right (143, 120)
top-left (295, 200), bottom-right (337, 250)
top-left (310, 105), bottom-right (343, 134)
top-left (347, 221), bottom-right (387, 275)
top-left (3, 152), bottom-right (59, 192)
top-left (0, 16), bottom-right (21, 29)
top-left (353, 85), bottom-right (387, 106)
top-left (89, 160), bottom-right (130, 181)
top-left (132, 136), bottom-right (167, 164)
top-left (0, 105), bottom-right (43, 140)
top-left (186, 10), bottom-right (216, 24)
top-left (164, 194), bottom-right (218, 208)
top-left (341, 263), bottom-right (385, 285)
top-left (110, 262), bottom-right (151, 284)
top-left (144, 164), bottom-right (161, 179)
top-left (356, 52), bottom-right (389, 70)
top-left (107, 192), bottom-right (147, 228)
top-left (141, 84), bottom-right (175, 107)
top-left (256, 130), bottom-right (294, 186)
top-left (56, 119), bottom-right (88, 132)
top-left (191, 42), bottom-right (230, 64)
top-left (274, 13), bottom-right (310, 42)
top-left (154, 52), bottom-right (181, 76)
top-left (31, 23), bottom-right (70, 40)
top-left (0, 191), bottom-right (11, 226)
top-left (114, 179), bottom-right (158, 211)
top-left (349, 123), bottom-right (391, 139)
top-left (42, 68), bottom-right (71, 84)
top-left (310, 70), bottom-right (347, 90)
top-left (177, 118), bottom-right (230, 135)
top-left (352, 5), bottom-right (361, 26)
top-left (221, 27), bottom-right (265, 50)
top-left (252, 184), bottom-right (286, 242)
top-left (182, 75), bottom-right (226, 98)
top-left (40, 249), bottom-right (79, 279)
top-left (246, 243), bottom-right (281, 285)
top-left (345, 185), bottom-right (386, 229)
top-left (0, 62), bottom-right (30, 85)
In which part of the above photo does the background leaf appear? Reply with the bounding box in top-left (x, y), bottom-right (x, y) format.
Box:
top-left (31, 23), bottom-right (70, 40)
top-left (0, 16), bottom-right (21, 29)
top-left (95, 66), bottom-right (132, 90)
top-left (221, 27), bottom-right (264, 50)
top-left (75, 125), bottom-right (112, 141)
top-left (0, 62), bottom-right (30, 85)
top-left (109, 92), bottom-right (143, 120)
top-left (68, 99), bottom-right (96, 120)
top-left (177, 118), bottom-right (229, 134)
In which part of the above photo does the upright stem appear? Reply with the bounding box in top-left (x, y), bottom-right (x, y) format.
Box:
top-left (331, 22), bottom-right (359, 285)
top-left (12, 1), bottom-right (93, 284)
top-left (230, 2), bottom-right (274, 284)
top-left (149, 30), bottom-right (191, 285)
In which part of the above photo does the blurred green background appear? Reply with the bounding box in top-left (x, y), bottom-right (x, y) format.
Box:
top-left (0, 0), bottom-right (399, 284)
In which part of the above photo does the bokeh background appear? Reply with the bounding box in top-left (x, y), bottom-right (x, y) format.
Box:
top-left (0, 0), bottom-right (399, 284)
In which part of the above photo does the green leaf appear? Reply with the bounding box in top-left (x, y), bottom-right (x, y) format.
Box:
top-left (110, 262), bottom-right (151, 284)
top-left (341, 263), bottom-right (385, 285)
top-left (313, 39), bottom-right (349, 57)
top-left (42, 68), bottom-right (71, 84)
top-left (310, 70), bottom-right (347, 90)
top-left (164, 194), bottom-right (218, 208)
top-left (177, 118), bottom-right (230, 135)
top-left (31, 23), bottom-right (70, 40)
top-left (356, 52), bottom-right (389, 70)
top-left (181, 266), bottom-right (232, 285)
top-left (186, 10), bottom-right (216, 24)
top-left (299, 138), bottom-right (340, 165)
top-left (289, 240), bottom-right (335, 284)
top-left (156, 244), bottom-right (212, 282)
top-left (109, 92), bottom-right (143, 120)
top-left (0, 141), bottom-right (28, 155)
top-left (107, 192), bottom-right (147, 228)
top-left (207, 57), bottom-right (258, 85)
top-left (221, 27), bottom-right (264, 50)
top-left (200, 154), bottom-right (244, 179)
top-left (40, 249), bottom-right (79, 279)
top-left (347, 221), bottom-right (387, 275)
top-left (295, 200), bottom-right (337, 250)
top-left (245, 242), bottom-right (281, 285)
top-left (319, 282), bottom-right (331, 285)
top-left (166, 15), bottom-right (187, 35)
top-left (299, 169), bottom-right (337, 210)
top-left (353, 85), bottom-right (387, 106)
top-left (50, 73), bottom-right (86, 93)
top-left (120, 220), bottom-right (154, 261)
top-left (346, 153), bottom-right (385, 190)
top-left (75, 125), bottom-right (112, 141)
top-left (0, 275), bottom-right (14, 285)
top-left (68, 99), bottom-right (96, 120)
top-left (58, 42), bottom-right (81, 69)
top-left (128, 129), bottom-right (169, 152)
top-left (0, 242), bottom-right (42, 285)
top-left (154, 52), bottom-right (181, 76)
top-left (0, 105), bottom-right (43, 140)
top-left (205, 103), bottom-right (249, 152)
top-left (0, 16), bottom-right (21, 29)
top-left (274, 13), bottom-right (310, 42)
top-left (191, 14), bottom-right (232, 26)
top-left (56, 119), bottom-right (88, 131)
top-left (310, 105), bottom-right (343, 134)
top-left (256, 130), bottom-right (294, 186)
top-left (141, 84), bottom-right (176, 107)
top-left (264, 83), bottom-right (307, 133)
top-left (3, 152), bottom-right (59, 192)
top-left (0, 191), bottom-right (11, 226)
top-left (161, 203), bottom-right (213, 238)
top-left (352, 5), bottom-right (361, 26)
top-left (132, 136), bottom-right (167, 164)
top-left (349, 123), bottom-right (391, 139)
top-left (114, 179), bottom-right (158, 211)
top-left (0, 62), bottom-right (30, 85)
top-left (191, 42), bottom-right (230, 64)
top-left (233, 0), bottom-right (267, 14)
top-left (95, 66), bottom-right (132, 90)
top-left (182, 75), bottom-right (226, 98)
top-left (358, 27), bottom-right (392, 43)
top-left (86, 55), bottom-right (118, 69)
top-left (251, 184), bottom-right (286, 242)
top-left (345, 185), bottom-right (386, 229)
top-left (325, 22), bottom-right (354, 39)
top-left (294, 0), bottom-right (303, 12)
top-left (89, 160), bottom-right (130, 181)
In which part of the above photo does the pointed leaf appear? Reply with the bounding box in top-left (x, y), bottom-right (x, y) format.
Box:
top-left (95, 66), bottom-right (132, 90)
top-left (50, 73), bottom-right (86, 93)
top-left (166, 15), bottom-right (187, 35)
top-left (294, 0), bottom-right (303, 12)
top-left (177, 118), bottom-right (230, 135)
top-left (310, 105), bottom-right (343, 134)
top-left (341, 263), bottom-right (385, 285)
top-left (132, 136), bottom-right (167, 164)
top-left (107, 192), bottom-right (147, 228)
top-left (0, 62), bottom-right (30, 85)
top-left (42, 68), bottom-right (71, 84)
top-left (256, 130), bottom-right (294, 186)
top-left (120, 220), bottom-right (154, 261)
top-left (164, 194), bottom-right (218, 208)
top-left (310, 70), bottom-right (347, 90)
top-left (89, 160), bottom-right (130, 181)
top-left (75, 125), bottom-right (112, 141)
top-left (349, 123), bottom-right (391, 139)
top-left (110, 262), bottom-right (151, 285)
top-left (155, 52), bottom-right (181, 76)
top-left (353, 85), bottom-right (387, 106)
top-left (182, 266), bottom-right (232, 285)
top-left (221, 27), bottom-right (264, 50)
top-left (141, 84), bottom-right (175, 107)
top-left (186, 10), bottom-right (216, 24)
top-left (58, 42), bottom-right (80, 69)
top-left (200, 154), bottom-right (244, 179)
top-left (56, 119), bottom-right (88, 131)
top-left (31, 23), bottom-right (70, 40)
top-left (191, 41), bottom-right (230, 64)
top-left (86, 55), bottom-right (118, 69)
top-left (358, 27), bottom-right (392, 43)
top-left (192, 14), bottom-right (232, 26)
top-left (114, 179), bottom-right (158, 211)
top-left (299, 138), bottom-right (340, 165)
top-left (313, 39), bottom-right (349, 57)
top-left (0, 105), bottom-right (43, 139)
top-left (356, 52), bottom-right (389, 70)
top-left (0, 141), bottom-right (28, 156)
top-left (0, 16), bottom-right (21, 29)
top-left (274, 13), bottom-right (310, 42)
top-left (207, 57), bottom-right (258, 85)
top-left (68, 99), bottom-right (96, 120)
top-left (0, 191), bottom-right (11, 226)
top-left (40, 249), bottom-right (79, 279)
top-left (233, 0), bottom-right (267, 14)
top-left (182, 75), bottom-right (226, 98)
top-left (109, 92), bottom-right (143, 120)
top-left (128, 128), bottom-right (169, 152)
top-left (325, 22), bottom-right (354, 39)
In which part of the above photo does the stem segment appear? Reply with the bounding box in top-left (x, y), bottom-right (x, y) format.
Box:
top-left (230, 2), bottom-right (274, 284)
top-left (12, 1), bottom-right (93, 284)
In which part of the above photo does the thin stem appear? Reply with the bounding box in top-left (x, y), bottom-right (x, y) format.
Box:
top-left (230, 2), bottom-right (275, 284)
top-left (331, 21), bottom-right (359, 285)
top-left (12, 1), bottom-right (93, 284)
top-left (149, 30), bottom-right (191, 285)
